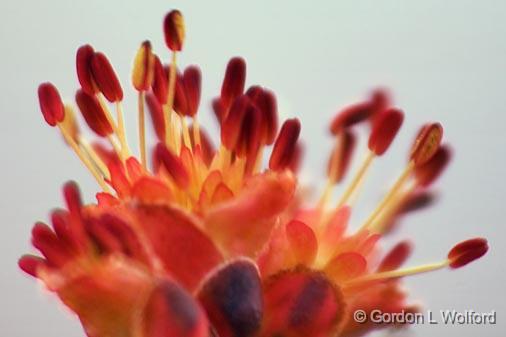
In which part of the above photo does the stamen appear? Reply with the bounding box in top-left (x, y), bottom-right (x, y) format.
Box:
top-left (377, 241), bottom-right (412, 272)
top-left (75, 90), bottom-right (114, 137)
top-left (38, 83), bottom-right (65, 126)
top-left (221, 57), bottom-right (246, 115)
top-left (448, 238), bottom-right (488, 269)
top-left (269, 119), bottom-right (301, 171)
top-left (335, 151), bottom-right (375, 207)
top-left (414, 144), bottom-right (452, 187)
top-left (330, 101), bottom-right (373, 135)
top-left (152, 56), bottom-right (168, 105)
top-left (410, 122), bottom-right (444, 166)
top-left (146, 92), bottom-right (166, 142)
top-left (76, 44), bottom-right (98, 95)
top-left (367, 108), bottom-right (404, 156)
top-left (90, 52), bottom-right (124, 103)
top-left (163, 10), bottom-right (185, 52)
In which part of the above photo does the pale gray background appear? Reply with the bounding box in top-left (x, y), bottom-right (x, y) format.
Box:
top-left (1, 0), bottom-right (504, 336)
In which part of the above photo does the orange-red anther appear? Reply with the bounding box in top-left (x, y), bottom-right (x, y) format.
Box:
top-left (155, 143), bottom-right (190, 189)
top-left (75, 89), bottom-right (113, 137)
top-left (448, 238), bottom-right (488, 269)
top-left (269, 118), bottom-right (301, 171)
top-left (38, 82), bottom-right (65, 126)
top-left (368, 108), bottom-right (404, 156)
top-left (76, 44), bottom-right (98, 95)
top-left (183, 66), bottom-right (201, 117)
top-left (377, 241), bottom-right (413, 272)
top-left (90, 52), bottom-right (123, 102)
top-left (330, 102), bottom-right (373, 135)
top-left (410, 123), bottom-right (444, 166)
top-left (414, 145), bottom-right (452, 187)
top-left (132, 40), bottom-right (155, 91)
top-left (163, 10), bottom-right (185, 52)
top-left (246, 86), bottom-right (278, 145)
top-left (152, 56), bottom-right (168, 105)
top-left (221, 95), bottom-right (250, 150)
top-left (146, 92), bottom-right (166, 142)
top-left (221, 57), bottom-right (246, 112)
top-left (327, 130), bottom-right (357, 184)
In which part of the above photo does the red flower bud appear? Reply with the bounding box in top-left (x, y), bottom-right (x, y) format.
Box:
top-left (90, 52), bottom-right (123, 102)
top-left (368, 108), bottom-right (404, 156)
top-left (163, 10), bottom-right (185, 51)
top-left (38, 82), bottom-right (65, 126)
top-left (75, 89), bottom-right (113, 137)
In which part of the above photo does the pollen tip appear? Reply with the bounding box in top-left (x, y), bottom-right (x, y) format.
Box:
top-left (269, 118), bottom-right (301, 171)
top-left (221, 57), bottom-right (247, 110)
top-left (163, 10), bottom-right (185, 52)
top-left (414, 144), bottom-right (452, 187)
top-left (90, 52), bottom-right (123, 102)
top-left (75, 89), bottom-right (113, 137)
top-left (38, 82), bottom-right (65, 127)
top-left (76, 44), bottom-right (99, 95)
top-left (410, 122), bottom-right (444, 166)
top-left (448, 237), bottom-right (488, 269)
top-left (132, 40), bottom-right (155, 92)
top-left (368, 108), bottom-right (404, 156)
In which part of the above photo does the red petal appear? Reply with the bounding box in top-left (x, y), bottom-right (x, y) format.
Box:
top-left (285, 220), bottom-right (317, 266)
top-left (38, 82), bottom-right (65, 126)
top-left (131, 177), bottom-right (173, 204)
top-left (262, 268), bottom-right (345, 337)
top-left (197, 259), bottom-right (262, 337)
top-left (133, 204), bottom-right (223, 291)
top-left (325, 252), bottom-right (367, 282)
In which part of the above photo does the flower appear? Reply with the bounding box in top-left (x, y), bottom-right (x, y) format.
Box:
top-left (20, 8), bottom-right (488, 337)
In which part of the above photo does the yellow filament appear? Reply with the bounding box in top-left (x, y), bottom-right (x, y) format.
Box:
top-left (318, 179), bottom-right (334, 209)
top-left (115, 102), bottom-right (131, 158)
top-left (97, 94), bottom-right (120, 136)
top-left (345, 260), bottom-right (449, 286)
top-left (193, 117), bottom-right (201, 147)
top-left (138, 91), bottom-right (147, 168)
top-left (107, 135), bottom-right (125, 162)
top-left (336, 151), bottom-right (375, 207)
top-left (165, 52), bottom-right (178, 147)
top-left (180, 116), bottom-right (192, 150)
top-left (361, 161), bottom-right (415, 230)
top-left (58, 124), bottom-right (110, 192)
top-left (78, 137), bottom-right (109, 178)
top-left (369, 184), bottom-right (415, 233)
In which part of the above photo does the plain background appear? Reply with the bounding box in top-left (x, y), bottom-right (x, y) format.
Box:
top-left (1, 0), bottom-right (505, 336)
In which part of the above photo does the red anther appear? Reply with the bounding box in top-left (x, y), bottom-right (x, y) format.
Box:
top-left (18, 255), bottom-right (46, 277)
top-left (410, 123), bottom-right (444, 166)
top-left (152, 56), bottom-right (168, 104)
top-left (289, 143), bottom-right (304, 173)
top-left (369, 88), bottom-right (391, 115)
top-left (221, 57), bottom-right (246, 111)
top-left (155, 143), bottom-right (190, 189)
top-left (212, 97), bottom-right (225, 124)
top-left (38, 82), bottom-right (65, 126)
top-left (448, 238), bottom-right (488, 269)
top-left (327, 130), bottom-right (357, 184)
top-left (132, 40), bottom-right (155, 91)
top-left (75, 89), bottom-right (113, 137)
top-left (368, 108), bottom-right (404, 156)
top-left (221, 95), bottom-right (251, 150)
top-left (330, 102), bottom-right (373, 135)
top-left (398, 190), bottom-right (435, 214)
top-left (414, 144), bottom-right (452, 187)
top-left (76, 44), bottom-right (98, 95)
top-left (269, 118), bottom-right (301, 171)
top-left (90, 52), bottom-right (123, 102)
top-left (183, 65), bottom-right (201, 117)
top-left (235, 104), bottom-right (262, 159)
top-left (163, 10), bottom-right (185, 51)
top-left (377, 241), bottom-right (413, 272)
top-left (145, 92), bottom-right (166, 142)
top-left (246, 86), bottom-right (278, 145)
top-left (173, 70), bottom-right (188, 116)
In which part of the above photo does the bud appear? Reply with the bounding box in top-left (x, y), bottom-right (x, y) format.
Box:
top-left (410, 123), bottom-right (444, 166)
top-left (76, 44), bottom-right (98, 95)
top-left (269, 118), bottom-right (301, 171)
top-left (368, 108), bottom-right (404, 156)
top-left (90, 52), bottom-right (124, 102)
top-left (132, 41), bottom-right (155, 91)
top-left (414, 145), bottom-right (452, 187)
top-left (38, 82), bottom-right (65, 126)
top-left (448, 238), bottom-right (488, 269)
top-left (221, 57), bottom-right (246, 112)
top-left (163, 10), bottom-right (185, 51)
top-left (75, 89), bottom-right (113, 137)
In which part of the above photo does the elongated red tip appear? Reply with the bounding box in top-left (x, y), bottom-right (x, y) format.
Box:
top-left (38, 82), bottom-right (65, 126)
top-left (164, 10), bottom-right (185, 52)
top-left (269, 118), bottom-right (301, 171)
top-left (377, 241), bottom-right (413, 272)
top-left (75, 89), bottom-right (113, 137)
top-left (183, 65), bottom-right (202, 117)
top-left (448, 238), bottom-right (488, 269)
top-left (221, 95), bottom-right (251, 150)
top-left (155, 143), bottom-right (190, 188)
top-left (368, 108), bottom-right (404, 156)
top-left (330, 102), bottom-right (373, 134)
top-left (410, 122), bottom-right (444, 166)
top-left (132, 40), bottom-right (155, 91)
top-left (221, 57), bottom-right (246, 112)
top-left (415, 144), bottom-right (452, 187)
top-left (18, 255), bottom-right (45, 277)
top-left (90, 52), bottom-right (123, 102)
top-left (76, 44), bottom-right (98, 95)
top-left (146, 92), bottom-right (166, 142)
top-left (152, 56), bottom-right (168, 105)
top-left (246, 86), bottom-right (279, 145)
top-left (327, 130), bottom-right (357, 183)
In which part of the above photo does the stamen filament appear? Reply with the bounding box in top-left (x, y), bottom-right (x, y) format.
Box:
top-left (58, 125), bottom-right (110, 192)
top-left (115, 102), bottom-right (131, 158)
top-left (138, 91), bottom-right (147, 168)
top-left (165, 52), bottom-right (178, 147)
top-left (78, 137), bottom-right (109, 178)
top-left (337, 150), bottom-right (375, 207)
top-left (180, 116), bottom-right (192, 150)
top-left (369, 184), bottom-right (415, 233)
top-left (362, 161), bottom-right (415, 230)
top-left (193, 117), bottom-right (201, 146)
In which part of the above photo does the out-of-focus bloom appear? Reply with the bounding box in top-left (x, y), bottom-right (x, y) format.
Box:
top-left (20, 8), bottom-right (489, 337)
